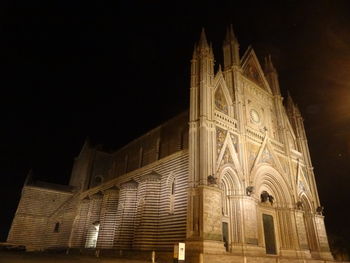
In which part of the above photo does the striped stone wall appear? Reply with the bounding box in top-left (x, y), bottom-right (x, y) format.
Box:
top-left (7, 186), bottom-right (74, 250)
top-left (96, 187), bottom-right (119, 249)
top-left (68, 150), bottom-right (189, 251)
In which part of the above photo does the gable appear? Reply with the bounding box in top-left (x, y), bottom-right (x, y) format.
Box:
top-left (215, 86), bottom-right (229, 114)
top-left (241, 47), bottom-right (271, 93)
top-left (213, 71), bottom-right (233, 116)
top-left (250, 133), bottom-right (286, 177)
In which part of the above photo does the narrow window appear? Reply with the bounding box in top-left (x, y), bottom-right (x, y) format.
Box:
top-left (169, 179), bottom-right (175, 214)
top-left (54, 222), bottom-right (60, 233)
top-left (171, 180), bottom-right (175, 195)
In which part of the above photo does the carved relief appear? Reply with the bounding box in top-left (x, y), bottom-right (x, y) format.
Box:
top-left (215, 86), bottom-right (228, 114)
top-left (230, 133), bottom-right (238, 152)
top-left (216, 127), bottom-right (227, 156)
top-left (298, 180), bottom-right (307, 193)
top-left (248, 144), bottom-right (259, 170)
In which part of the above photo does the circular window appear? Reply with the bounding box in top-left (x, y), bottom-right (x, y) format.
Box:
top-left (250, 109), bottom-right (260, 123)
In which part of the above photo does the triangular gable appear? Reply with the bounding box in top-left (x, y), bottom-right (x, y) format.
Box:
top-left (213, 70), bottom-right (233, 116)
top-left (250, 132), bottom-right (285, 176)
top-left (216, 131), bottom-right (243, 177)
top-left (241, 46), bottom-right (272, 94)
top-left (296, 160), bottom-right (311, 195)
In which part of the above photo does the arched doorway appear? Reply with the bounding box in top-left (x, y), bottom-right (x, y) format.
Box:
top-left (220, 167), bottom-right (242, 252)
top-left (253, 166), bottom-right (294, 255)
top-left (85, 221), bottom-right (100, 248)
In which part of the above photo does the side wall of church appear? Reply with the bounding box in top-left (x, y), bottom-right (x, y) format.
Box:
top-left (70, 112), bottom-right (189, 191)
top-left (7, 186), bottom-right (75, 250)
top-left (70, 150), bottom-right (189, 251)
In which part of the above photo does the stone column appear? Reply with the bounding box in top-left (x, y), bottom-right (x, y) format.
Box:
top-left (113, 180), bottom-right (138, 249)
top-left (133, 171), bottom-right (162, 250)
top-left (96, 186), bottom-right (119, 249)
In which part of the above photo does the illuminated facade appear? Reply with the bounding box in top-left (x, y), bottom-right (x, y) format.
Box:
top-left (8, 27), bottom-right (335, 262)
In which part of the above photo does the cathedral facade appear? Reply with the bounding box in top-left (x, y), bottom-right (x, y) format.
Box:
top-left (8, 27), bottom-right (335, 263)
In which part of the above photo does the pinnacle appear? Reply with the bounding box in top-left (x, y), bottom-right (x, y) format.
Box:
top-left (264, 54), bottom-right (276, 73)
top-left (225, 24), bottom-right (237, 43)
top-left (198, 27), bottom-right (209, 48)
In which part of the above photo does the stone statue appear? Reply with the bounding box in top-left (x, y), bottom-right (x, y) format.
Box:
top-left (246, 186), bottom-right (254, 196)
top-left (316, 206), bottom-right (324, 215)
top-left (261, 191), bottom-right (274, 205)
top-left (296, 201), bottom-right (303, 210)
top-left (207, 175), bottom-right (217, 185)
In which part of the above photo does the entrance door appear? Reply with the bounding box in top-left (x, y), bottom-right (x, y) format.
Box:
top-left (263, 214), bottom-right (277, 254)
top-left (222, 222), bottom-right (229, 251)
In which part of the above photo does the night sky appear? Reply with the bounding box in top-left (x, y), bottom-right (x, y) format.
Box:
top-left (1, 0), bottom-right (349, 253)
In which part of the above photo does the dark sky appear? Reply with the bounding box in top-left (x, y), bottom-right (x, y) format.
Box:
top-left (1, 0), bottom-right (349, 252)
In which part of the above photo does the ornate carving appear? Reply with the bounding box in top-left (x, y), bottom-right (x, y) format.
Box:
top-left (216, 127), bottom-right (227, 156)
top-left (230, 133), bottom-right (238, 152)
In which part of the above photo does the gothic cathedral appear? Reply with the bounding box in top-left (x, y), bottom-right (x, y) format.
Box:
top-left (8, 27), bottom-right (335, 263)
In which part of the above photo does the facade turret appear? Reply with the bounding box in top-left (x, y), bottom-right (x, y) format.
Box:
top-left (223, 25), bottom-right (240, 69)
top-left (264, 55), bottom-right (281, 95)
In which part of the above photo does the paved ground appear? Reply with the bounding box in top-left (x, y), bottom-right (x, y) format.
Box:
top-left (0, 251), bottom-right (153, 263)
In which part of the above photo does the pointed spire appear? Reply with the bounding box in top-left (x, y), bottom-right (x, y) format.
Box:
top-left (264, 54), bottom-right (276, 73)
top-left (209, 42), bottom-right (214, 57)
top-left (198, 27), bottom-right (209, 49)
top-left (225, 24), bottom-right (237, 43)
top-left (192, 43), bottom-right (197, 59)
top-left (286, 90), bottom-right (295, 110)
top-left (24, 169), bottom-right (33, 186)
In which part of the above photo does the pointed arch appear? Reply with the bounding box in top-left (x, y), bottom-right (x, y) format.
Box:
top-left (219, 166), bottom-right (243, 217)
top-left (299, 192), bottom-right (314, 212)
top-left (252, 165), bottom-right (293, 208)
top-left (219, 166), bottom-right (243, 196)
top-left (167, 172), bottom-right (176, 214)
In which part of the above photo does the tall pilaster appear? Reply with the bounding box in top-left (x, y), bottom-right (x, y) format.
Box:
top-left (222, 25), bottom-right (240, 100)
top-left (187, 28), bottom-right (225, 256)
top-left (97, 186), bottom-right (119, 249)
top-left (133, 172), bottom-right (161, 250)
top-left (114, 180), bottom-right (138, 249)
top-left (264, 55), bottom-right (281, 96)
